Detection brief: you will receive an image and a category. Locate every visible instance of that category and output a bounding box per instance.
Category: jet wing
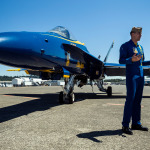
[143,66,150,76]
[7,68,57,76]
[104,63,150,76]
[63,44,104,79]
[63,44,103,65]
[104,63,126,76]
[7,68,31,75]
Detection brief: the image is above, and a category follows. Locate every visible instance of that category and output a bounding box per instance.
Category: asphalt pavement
[0,85,150,150]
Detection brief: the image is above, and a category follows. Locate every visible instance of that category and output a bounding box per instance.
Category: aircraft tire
[59,91,64,104]
[68,93,75,104]
[107,86,112,97]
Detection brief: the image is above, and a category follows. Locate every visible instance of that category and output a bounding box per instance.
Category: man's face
[133,32,142,41]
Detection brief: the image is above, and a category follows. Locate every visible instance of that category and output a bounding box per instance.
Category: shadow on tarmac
[77,129,126,143]
[75,92,126,100]
[1,92,150,123]
[0,93,59,123]
[75,92,150,101]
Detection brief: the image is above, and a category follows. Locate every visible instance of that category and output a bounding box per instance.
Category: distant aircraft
[0,26,150,104]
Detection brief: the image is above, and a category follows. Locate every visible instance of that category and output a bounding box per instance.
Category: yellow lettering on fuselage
[76,61,84,69]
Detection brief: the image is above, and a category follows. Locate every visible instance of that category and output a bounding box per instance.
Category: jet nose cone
[0,32,34,52]
[0,33,10,51]
[0,37,6,42]
[0,34,9,46]
[0,33,16,49]
[0,32,33,66]
[0,33,16,63]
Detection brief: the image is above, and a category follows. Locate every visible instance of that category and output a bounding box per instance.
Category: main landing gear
[59,77,112,104]
[59,75,76,104]
[97,80,112,97]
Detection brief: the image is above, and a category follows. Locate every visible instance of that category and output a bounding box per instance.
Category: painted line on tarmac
[107,103,124,106]
[106,103,144,107]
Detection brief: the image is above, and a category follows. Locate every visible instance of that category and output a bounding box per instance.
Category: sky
[0,0,150,76]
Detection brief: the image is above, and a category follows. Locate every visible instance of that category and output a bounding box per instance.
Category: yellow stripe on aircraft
[66,52,70,66]
[7,69,21,71]
[41,34,85,45]
[7,68,55,74]
[80,63,84,69]
[39,69,55,73]
[66,60,70,66]
[25,70,29,74]
[63,75,70,78]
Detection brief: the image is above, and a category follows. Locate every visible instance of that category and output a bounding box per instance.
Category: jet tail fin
[104,41,114,63]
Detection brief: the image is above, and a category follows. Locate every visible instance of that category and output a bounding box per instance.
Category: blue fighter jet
[0,26,150,104]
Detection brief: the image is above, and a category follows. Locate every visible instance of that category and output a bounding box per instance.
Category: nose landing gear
[59,75,76,104]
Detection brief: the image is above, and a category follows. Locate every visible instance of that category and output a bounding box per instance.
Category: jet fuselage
[0,31,88,74]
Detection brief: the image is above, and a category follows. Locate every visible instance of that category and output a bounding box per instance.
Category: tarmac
[0,85,150,150]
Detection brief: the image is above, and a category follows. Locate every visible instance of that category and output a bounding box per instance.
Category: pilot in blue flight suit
[119,27,148,135]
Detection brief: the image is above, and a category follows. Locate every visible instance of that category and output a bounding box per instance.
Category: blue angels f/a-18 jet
[0,26,150,104]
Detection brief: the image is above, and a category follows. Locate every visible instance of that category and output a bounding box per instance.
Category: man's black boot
[131,124,148,131]
[122,126,133,135]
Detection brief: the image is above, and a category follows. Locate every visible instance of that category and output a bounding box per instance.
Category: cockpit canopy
[48,26,76,41]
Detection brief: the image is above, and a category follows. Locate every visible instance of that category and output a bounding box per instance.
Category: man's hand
[132,54,142,62]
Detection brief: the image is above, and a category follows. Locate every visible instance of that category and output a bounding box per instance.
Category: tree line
[0,76,22,81]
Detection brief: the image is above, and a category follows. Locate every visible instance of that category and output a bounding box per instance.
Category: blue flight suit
[119,39,145,127]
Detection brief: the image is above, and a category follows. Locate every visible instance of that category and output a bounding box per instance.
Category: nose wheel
[59,92,75,104]
[59,75,76,104]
